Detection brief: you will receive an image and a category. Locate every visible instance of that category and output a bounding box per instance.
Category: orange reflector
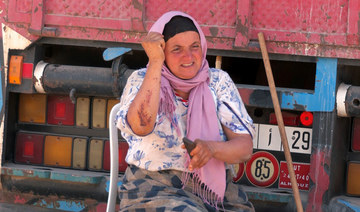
[352,118,360,152]
[44,135,72,167]
[88,139,104,170]
[9,55,23,84]
[92,98,106,128]
[15,132,44,164]
[300,112,313,126]
[18,94,47,124]
[76,97,90,128]
[347,162,360,195]
[106,99,118,128]
[72,138,87,169]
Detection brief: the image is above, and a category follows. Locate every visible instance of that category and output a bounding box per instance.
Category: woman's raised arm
[126,32,165,136]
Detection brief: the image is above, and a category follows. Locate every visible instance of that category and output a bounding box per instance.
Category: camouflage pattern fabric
[118,165,255,212]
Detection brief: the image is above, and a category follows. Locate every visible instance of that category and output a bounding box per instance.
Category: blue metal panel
[35,200,85,212]
[50,172,103,184]
[105,180,123,192]
[281,58,337,112]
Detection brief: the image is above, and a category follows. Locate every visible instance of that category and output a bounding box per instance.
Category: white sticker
[253,124,259,149]
[258,124,282,151]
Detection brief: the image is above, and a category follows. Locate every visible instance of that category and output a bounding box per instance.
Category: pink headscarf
[149,11,226,207]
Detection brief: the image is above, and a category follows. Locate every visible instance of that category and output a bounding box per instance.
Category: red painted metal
[29,0,44,35]
[234,0,250,47]
[3,0,360,59]
[306,149,330,212]
[347,0,360,46]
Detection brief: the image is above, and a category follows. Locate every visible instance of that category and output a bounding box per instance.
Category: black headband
[163,16,199,42]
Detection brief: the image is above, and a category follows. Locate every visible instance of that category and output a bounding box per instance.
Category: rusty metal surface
[2,0,360,59]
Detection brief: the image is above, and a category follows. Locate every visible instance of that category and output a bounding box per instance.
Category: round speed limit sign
[232,163,245,182]
[245,151,279,187]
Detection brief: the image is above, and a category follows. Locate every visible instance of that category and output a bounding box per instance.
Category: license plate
[256,124,312,154]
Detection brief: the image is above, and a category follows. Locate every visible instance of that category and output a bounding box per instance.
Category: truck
[1,0,360,211]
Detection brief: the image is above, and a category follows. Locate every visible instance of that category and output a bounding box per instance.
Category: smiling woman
[164,31,202,81]
[116,11,255,211]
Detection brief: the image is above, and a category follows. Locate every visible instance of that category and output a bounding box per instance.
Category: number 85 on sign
[257,124,312,154]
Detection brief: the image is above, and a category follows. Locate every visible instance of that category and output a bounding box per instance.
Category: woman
[117,11,255,211]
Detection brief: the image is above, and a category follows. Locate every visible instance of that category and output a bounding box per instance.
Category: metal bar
[107,103,121,212]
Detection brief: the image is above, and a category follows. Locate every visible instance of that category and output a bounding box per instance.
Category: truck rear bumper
[0,202,58,212]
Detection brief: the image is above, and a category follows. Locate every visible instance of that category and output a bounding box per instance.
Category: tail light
[72,138,87,169]
[9,55,33,85]
[352,118,360,151]
[15,132,44,164]
[44,135,72,167]
[103,141,129,172]
[18,94,46,124]
[22,63,34,79]
[300,112,313,127]
[76,97,90,128]
[347,162,360,195]
[106,99,118,128]
[9,55,23,84]
[88,139,104,170]
[92,98,106,129]
[47,95,75,126]
[347,118,360,195]
[269,112,299,126]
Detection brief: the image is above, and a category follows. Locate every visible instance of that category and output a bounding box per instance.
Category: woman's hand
[141,32,166,64]
[182,139,216,171]
[182,125,253,171]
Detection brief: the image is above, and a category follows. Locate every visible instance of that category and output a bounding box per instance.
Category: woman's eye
[172,48,180,53]
[192,45,200,49]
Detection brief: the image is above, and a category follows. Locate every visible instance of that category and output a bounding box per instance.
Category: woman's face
[164,31,203,80]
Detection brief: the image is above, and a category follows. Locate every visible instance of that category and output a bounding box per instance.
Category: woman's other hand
[141,32,166,64]
[182,139,215,171]
[183,125,253,171]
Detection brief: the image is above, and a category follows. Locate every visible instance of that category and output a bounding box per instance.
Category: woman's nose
[183,48,193,59]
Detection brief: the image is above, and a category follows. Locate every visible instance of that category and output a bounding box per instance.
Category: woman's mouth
[181,62,194,67]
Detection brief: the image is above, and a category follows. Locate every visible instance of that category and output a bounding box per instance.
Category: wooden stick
[257,32,304,212]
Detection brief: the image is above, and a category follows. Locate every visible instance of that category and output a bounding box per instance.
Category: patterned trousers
[118,165,255,212]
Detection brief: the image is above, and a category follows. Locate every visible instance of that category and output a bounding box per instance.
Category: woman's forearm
[188,125,253,170]
[209,134,253,164]
[127,61,162,136]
